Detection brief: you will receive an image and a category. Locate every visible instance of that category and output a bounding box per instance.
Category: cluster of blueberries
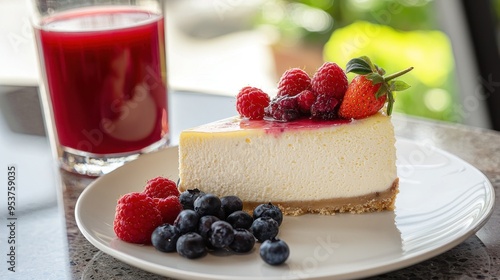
[151,189,289,265]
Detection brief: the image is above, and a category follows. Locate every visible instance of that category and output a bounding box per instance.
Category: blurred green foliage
[257,0,460,122]
[324,21,458,121]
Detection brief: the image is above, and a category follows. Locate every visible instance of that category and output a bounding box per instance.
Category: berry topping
[310,94,339,120]
[143,176,180,199]
[296,89,317,114]
[153,196,183,224]
[338,56,413,119]
[151,223,180,253]
[311,62,348,99]
[277,68,311,97]
[179,188,205,210]
[260,238,290,265]
[176,232,207,259]
[251,217,279,242]
[235,57,412,122]
[230,228,256,253]
[113,192,162,244]
[265,95,300,122]
[236,86,271,120]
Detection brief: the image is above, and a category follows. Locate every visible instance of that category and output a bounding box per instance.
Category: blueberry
[215,207,226,220]
[209,221,234,249]
[151,224,180,252]
[229,228,255,253]
[260,238,289,265]
[197,215,220,241]
[220,195,243,218]
[226,210,253,229]
[251,217,279,242]
[176,232,207,259]
[174,209,200,234]
[253,203,283,226]
[179,189,205,210]
[194,193,221,216]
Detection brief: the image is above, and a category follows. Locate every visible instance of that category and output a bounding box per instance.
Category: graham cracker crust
[243,178,400,216]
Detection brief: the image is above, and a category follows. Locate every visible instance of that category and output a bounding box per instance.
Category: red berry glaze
[236,86,270,120]
[277,68,311,97]
[311,62,348,99]
[113,192,162,244]
[143,176,180,199]
[154,196,183,224]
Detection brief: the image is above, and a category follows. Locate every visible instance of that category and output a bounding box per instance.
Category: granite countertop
[59,114,500,280]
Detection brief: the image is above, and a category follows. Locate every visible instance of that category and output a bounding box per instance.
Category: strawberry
[338,56,413,119]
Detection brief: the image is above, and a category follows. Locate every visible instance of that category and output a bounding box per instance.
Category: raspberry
[311,94,339,120]
[143,176,180,199]
[236,86,270,120]
[277,68,311,97]
[113,192,162,244]
[296,89,316,114]
[265,96,300,122]
[311,62,348,99]
[154,196,183,224]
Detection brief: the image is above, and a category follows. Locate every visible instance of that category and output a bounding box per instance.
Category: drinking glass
[31,0,169,176]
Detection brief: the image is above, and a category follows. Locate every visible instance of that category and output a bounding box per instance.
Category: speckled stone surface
[60,114,500,280]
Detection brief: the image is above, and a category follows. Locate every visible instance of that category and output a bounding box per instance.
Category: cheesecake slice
[178,112,399,215]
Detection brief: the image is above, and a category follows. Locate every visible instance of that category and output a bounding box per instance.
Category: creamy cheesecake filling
[178,112,398,215]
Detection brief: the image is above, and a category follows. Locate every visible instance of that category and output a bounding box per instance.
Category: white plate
[75,138,495,280]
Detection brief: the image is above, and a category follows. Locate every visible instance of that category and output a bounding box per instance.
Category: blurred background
[1,0,500,130]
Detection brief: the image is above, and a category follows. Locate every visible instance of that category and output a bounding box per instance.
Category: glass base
[59,136,169,177]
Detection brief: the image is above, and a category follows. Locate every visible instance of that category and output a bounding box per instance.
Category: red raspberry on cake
[113,192,162,244]
[311,94,340,120]
[236,86,270,120]
[154,196,183,224]
[296,89,316,114]
[265,95,300,122]
[277,68,311,97]
[311,62,348,99]
[143,176,180,199]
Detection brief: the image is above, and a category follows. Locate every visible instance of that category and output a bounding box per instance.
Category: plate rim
[74,138,495,280]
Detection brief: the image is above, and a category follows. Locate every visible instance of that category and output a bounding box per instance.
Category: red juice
[35,7,168,154]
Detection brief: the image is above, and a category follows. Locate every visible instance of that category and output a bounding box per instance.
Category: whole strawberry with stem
[338,56,413,119]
